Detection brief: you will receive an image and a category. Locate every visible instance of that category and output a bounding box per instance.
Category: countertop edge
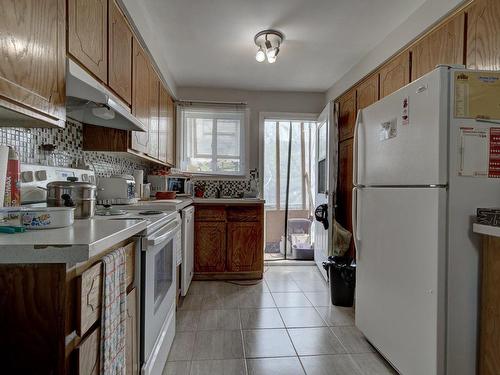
[473,223,500,238]
[193,198,265,205]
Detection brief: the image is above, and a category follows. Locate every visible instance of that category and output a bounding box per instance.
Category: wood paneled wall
[335,0,500,257]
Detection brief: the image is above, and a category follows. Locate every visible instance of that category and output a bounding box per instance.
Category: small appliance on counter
[148,175,192,197]
[47,177,97,218]
[97,175,138,205]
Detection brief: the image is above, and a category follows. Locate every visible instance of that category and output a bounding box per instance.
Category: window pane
[263,121,277,208]
[195,118,213,156]
[188,157,213,172]
[216,158,240,172]
[216,119,239,157]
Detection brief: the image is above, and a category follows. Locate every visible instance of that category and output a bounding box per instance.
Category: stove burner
[139,210,163,216]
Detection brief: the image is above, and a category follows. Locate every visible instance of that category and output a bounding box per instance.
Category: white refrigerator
[352,66,500,375]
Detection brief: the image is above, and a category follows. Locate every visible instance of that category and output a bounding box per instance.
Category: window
[178,105,247,175]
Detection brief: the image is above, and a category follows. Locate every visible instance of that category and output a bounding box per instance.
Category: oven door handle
[147,220,181,247]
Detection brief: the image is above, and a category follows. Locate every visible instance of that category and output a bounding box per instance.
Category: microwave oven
[148,175,192,197]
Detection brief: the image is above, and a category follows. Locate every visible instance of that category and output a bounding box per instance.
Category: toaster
[97,175,138,205]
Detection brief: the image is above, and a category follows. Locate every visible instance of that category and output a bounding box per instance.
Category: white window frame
[259,112,319,210]
[177,105,249,177]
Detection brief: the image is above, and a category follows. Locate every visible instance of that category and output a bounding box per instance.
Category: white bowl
[19,207,75,229]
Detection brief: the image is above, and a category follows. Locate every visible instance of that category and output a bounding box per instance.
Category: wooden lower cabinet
[0,239,139,374]
[194,203,264,279]
[126,289,138,375]
[194,221,226,272]
[227,222,263,272]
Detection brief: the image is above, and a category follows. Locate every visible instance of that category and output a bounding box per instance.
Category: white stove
[94,207,177,235]
[96,205,180,375]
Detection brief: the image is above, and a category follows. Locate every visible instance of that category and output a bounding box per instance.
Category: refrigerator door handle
[352,110,362,186]
[352,187,360,260]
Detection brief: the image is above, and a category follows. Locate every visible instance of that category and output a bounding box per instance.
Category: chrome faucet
[215,183,222,198]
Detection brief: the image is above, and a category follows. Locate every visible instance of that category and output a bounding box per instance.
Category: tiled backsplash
[0,120,152,177]
[192,178,251,197]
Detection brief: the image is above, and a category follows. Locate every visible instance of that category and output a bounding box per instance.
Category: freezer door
[355,67,448,186]
[354,187,446,375]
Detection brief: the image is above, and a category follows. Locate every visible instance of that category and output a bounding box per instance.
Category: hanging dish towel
[100,248,127,375]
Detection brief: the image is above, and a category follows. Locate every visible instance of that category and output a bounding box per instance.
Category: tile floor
[164,265,396,375]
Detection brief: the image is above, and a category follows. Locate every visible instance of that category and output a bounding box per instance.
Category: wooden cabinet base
[194,271,263,281]
[194,203,264,280]
[479,235,500,375]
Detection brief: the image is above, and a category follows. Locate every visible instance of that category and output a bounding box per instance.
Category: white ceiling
[139,0,427,92]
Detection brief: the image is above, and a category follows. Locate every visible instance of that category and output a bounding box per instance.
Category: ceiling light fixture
[254,29,284,64]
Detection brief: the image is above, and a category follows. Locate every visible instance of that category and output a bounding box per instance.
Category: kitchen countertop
[134,196,193,211]
[473,223,500,238]
[193,198,265,204]
[0,218,147,264]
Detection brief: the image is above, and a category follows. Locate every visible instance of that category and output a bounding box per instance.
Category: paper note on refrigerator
[454,71,500,120]
[458,127,489,177]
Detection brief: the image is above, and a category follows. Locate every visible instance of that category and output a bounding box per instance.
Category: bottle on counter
[4,146,20,208]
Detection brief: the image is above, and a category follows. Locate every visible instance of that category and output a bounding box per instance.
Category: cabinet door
[379,51,410,99]
[194,222,226,272]
[227,222,263,272]
[158,84,169,163]
[466,0,500,70]
[68,0,107,82]
[131,38,150,154]
[338,89,356,141]
[76,327,100,375]
[411,13,465,81]
[337,138,354,255]
[148,70,160,160]
[108,0,132,105]
[126,289,138,375]
[0,0,66,125]
[356,74,379,110]
[166,95,176,166]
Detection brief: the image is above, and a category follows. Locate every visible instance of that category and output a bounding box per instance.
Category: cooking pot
[47,177,97,219]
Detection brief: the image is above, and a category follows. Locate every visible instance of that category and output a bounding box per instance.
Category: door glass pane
[279,121,290,208]
[154,240,173,312]
[263,121,277,208]
[288,122,303,209]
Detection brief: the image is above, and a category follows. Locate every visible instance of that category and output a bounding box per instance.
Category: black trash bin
[322,256,356,307]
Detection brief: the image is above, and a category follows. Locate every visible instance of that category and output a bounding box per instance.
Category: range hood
[66,59,146,132]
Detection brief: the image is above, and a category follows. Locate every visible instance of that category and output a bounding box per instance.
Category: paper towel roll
[0,145,10,208]
[133,169,144,198]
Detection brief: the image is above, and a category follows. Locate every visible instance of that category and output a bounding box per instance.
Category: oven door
[141,216,180,365]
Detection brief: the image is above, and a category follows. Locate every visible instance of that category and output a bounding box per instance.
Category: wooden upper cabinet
[131,38,150,154]
[338,89,356,141]
[466,0,500,70]
[148,70,160,160]
[0,0,66,126]
[356,74,379,111]
[411,12,465,81]
[68,0,107,82]
[108,0,133,105]
[159,84,169,164]
[379,51,410,99]
[194,222,226,272]
[166,95,176,165]
[226,222,263,272]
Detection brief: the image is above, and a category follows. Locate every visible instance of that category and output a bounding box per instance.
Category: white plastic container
[19,207,75,229]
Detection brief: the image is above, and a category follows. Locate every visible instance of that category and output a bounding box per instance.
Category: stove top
[94,207,177,235]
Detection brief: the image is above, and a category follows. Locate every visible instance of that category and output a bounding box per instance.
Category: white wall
[325,0,468,102]
[177,87,325,170]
